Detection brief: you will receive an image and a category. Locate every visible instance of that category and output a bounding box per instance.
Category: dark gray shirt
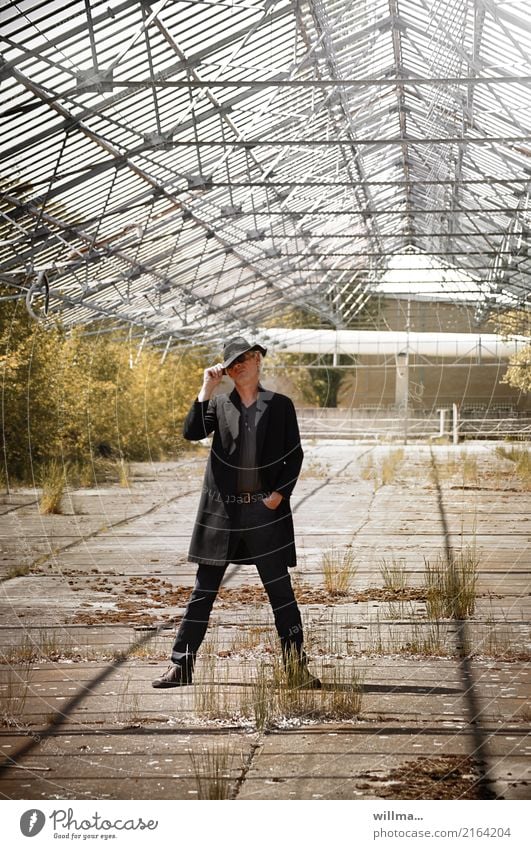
[237,401,263,493]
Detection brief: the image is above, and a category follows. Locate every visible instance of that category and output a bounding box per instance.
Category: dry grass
[4,564,31,580]
[117,457,131,488]
[1,630,103,664]
[229,624,275,655]
[193,640,234,721]
[39,459,66,514]
[0,661,33,726]
[117,673,143,727]
[514,705,531,722]
[192,644,363,727]
[495,445,531,489]
[299,459,330,479]
[381,448,405,484]
[361,456,375,481]
[248,662,276,731]
[273,655,363,721]
[424,545,479,620]
[461,453,478,484]
[188,741,241,799]
[243,655,363,727]
[399,621,451,657]
[432,450,478,485]
[362,449,405,488]
[380,557,408,591]
[479,608,531,661]
[322,547,357,596]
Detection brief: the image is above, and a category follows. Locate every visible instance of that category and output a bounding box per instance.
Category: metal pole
[453,403,460,445]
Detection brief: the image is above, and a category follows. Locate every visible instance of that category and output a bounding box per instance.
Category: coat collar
[223,385,275,453]
[227,384,273,409]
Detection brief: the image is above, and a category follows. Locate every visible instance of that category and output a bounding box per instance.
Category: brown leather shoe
[152,664,193,688]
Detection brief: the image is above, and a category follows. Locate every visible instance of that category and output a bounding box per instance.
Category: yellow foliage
[0,302,205,481]
[492,308,531,394]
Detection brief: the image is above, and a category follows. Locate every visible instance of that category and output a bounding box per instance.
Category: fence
[297,407,531,441]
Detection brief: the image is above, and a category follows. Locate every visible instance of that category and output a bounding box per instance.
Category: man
[152,336,320,689]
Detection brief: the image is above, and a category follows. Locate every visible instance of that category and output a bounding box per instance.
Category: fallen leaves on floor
[358,755,499,800]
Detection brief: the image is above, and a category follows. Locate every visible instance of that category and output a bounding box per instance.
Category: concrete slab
[0,441,529,800]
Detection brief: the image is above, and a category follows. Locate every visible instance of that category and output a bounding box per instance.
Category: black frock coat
[183,386,304,567]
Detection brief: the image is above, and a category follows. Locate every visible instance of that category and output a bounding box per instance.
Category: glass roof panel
[2,0,531,340]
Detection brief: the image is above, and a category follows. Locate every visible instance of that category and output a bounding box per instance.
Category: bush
[0,302,205,482]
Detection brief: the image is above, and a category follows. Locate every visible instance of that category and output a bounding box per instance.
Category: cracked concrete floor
[0,441,529,800]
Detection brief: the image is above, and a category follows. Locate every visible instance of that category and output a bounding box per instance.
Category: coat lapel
[221,386,275,458]
[222,389,241,454]
[255,386,275,456]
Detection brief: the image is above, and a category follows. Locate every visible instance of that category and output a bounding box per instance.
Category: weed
[248,662,276,730]
[384,598,420,620]
[0,661,33,726]
[424,545,479,619]
[193,645,234,721]
[515,705,531,722]
[479,606,530,660]
[362,450,405,488]
[5,564,31,580]
[70,460,97,488]
[361,457,375,482]
[117,457,131,488]
[322,664,364,718]
[433,450,478,485]
[0,630,96,663]
[188,741,240,799]
[322,547,357,596]
[381,449,405,485]
[299,459,330,479]
[380,557,408,591]
[229,625,275,655]
[400,621,451,656]
[117,674,143,727]
[495,445,531,489]
[39,459,67,514]
[462,453,478,484]
[271,654,363,721]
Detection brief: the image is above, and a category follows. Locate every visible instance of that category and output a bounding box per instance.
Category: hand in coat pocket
[262,491,283,510]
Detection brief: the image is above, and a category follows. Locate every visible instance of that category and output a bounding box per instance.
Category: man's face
[226,350,260,383]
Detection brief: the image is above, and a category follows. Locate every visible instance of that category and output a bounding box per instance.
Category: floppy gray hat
[222,336,267,369]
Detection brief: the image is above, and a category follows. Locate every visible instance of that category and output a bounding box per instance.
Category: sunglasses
[226,350,256,369]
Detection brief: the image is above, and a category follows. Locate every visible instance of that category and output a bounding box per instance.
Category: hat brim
[222,344,267,369]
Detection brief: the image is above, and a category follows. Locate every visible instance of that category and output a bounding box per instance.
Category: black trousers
[171,502,303,666]
[171,502,304,666]
[171,560,304,666]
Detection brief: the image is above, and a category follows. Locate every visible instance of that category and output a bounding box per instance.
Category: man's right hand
[198,363,225,401]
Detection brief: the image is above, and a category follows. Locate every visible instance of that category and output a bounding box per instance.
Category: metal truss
[1,0,531,347]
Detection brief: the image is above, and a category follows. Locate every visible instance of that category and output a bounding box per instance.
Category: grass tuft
[249,662,276,731]
[424,545,479,620]
[117,457,131,488]
[188,741,240,799]
[495,445,531,489]
[362,449,405,488]
[322,547,357,596]
[39,459,67,514]
[381,448,405,485]
[380,557,408,591]
[0,661,33,726]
